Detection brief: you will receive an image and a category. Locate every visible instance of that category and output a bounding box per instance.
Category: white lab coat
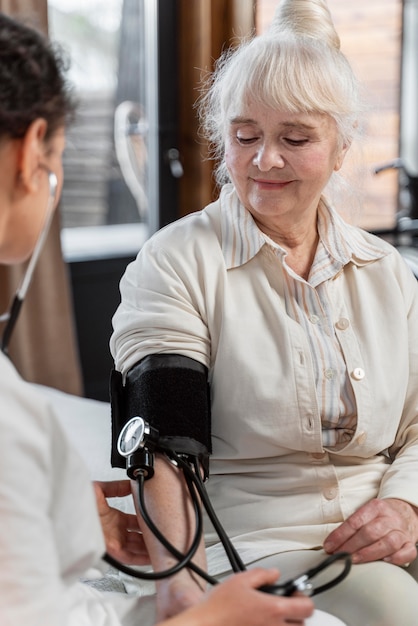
[0,353,148,626]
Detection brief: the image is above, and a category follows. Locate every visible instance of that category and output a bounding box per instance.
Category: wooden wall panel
[178,0,255,217]
[0,0,47,31]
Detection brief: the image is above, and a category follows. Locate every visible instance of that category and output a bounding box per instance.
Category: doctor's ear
[18,118,48,193]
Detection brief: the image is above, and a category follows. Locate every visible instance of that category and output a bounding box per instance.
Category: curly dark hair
[0,13,76,140]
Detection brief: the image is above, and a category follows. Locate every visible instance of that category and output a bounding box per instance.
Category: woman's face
[224,102,348,235]
[0,126,65,264]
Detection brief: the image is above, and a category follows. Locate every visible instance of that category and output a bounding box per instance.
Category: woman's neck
[255,213,319,281]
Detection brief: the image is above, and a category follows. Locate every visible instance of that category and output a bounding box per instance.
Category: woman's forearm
[132,453,207,618]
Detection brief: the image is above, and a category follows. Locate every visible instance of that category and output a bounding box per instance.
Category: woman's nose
[252,143,285,170]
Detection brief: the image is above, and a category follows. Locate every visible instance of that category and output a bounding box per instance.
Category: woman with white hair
[111,1,418,623]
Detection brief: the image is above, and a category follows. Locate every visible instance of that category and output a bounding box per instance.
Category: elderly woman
[110,0,418,624]
[0,12,317,626]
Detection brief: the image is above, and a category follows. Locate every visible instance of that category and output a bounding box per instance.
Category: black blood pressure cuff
[110,354,211,471]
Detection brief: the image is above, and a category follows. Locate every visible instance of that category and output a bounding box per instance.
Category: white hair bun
[269,0,341,51]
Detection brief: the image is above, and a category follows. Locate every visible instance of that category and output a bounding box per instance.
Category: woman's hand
[163,568,314,626]
[323,497,418,566]
[93,480,150,565]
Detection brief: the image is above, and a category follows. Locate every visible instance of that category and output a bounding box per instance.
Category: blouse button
[324,488,338,500]
[309,314,320,324]
[324,368,335,380]
[335,318,349,330]
[351,367,365,381]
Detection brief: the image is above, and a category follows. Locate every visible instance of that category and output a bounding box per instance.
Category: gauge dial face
[117,416,146,457]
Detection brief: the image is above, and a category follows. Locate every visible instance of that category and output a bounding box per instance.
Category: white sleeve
[0,357,131,626]
[64,583,153,626]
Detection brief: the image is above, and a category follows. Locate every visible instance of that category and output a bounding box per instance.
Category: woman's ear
[334,140,351,172]
[18,118,48,193]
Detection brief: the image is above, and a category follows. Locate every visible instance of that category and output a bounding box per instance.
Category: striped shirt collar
[219,183,388,271]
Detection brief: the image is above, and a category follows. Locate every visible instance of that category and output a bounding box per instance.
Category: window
[48,0,180,261]
[400,0,418,184]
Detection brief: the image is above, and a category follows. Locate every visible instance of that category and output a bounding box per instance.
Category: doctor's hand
[162,569,314,626]
[93,480,150,565]
[323,497,418,566]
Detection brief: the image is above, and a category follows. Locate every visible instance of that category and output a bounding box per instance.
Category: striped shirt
[220,192,386,449]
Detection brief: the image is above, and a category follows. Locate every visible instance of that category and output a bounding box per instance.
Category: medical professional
[0,11,316,626]
[111,0,418,624]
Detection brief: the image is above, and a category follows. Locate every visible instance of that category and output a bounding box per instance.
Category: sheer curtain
[0,0,83,395]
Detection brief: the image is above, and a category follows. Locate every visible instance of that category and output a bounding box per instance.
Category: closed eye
[285,138,309,146]
[236,135,258,145]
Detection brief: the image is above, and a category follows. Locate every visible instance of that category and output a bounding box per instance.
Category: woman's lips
[253,178,293,189]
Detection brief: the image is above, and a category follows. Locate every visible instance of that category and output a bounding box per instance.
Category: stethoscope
[0,170,58,354]
[107,415,352,597]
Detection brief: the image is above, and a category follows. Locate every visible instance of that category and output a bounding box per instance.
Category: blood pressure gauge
[117,417,159,479]
[117,416,160,458]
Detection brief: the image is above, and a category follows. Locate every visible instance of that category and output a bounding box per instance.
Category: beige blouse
[111,184,418,575]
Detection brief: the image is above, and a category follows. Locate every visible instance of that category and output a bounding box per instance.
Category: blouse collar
[219,183,388,271]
